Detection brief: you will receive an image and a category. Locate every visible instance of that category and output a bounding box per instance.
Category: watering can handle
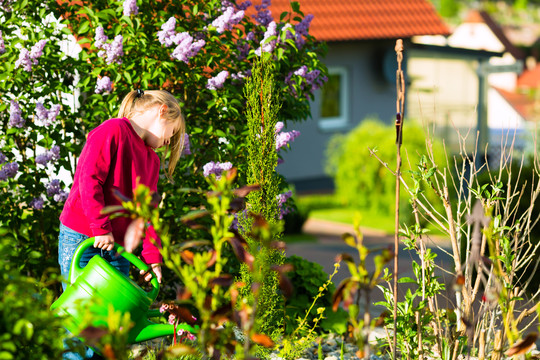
[69,237,159,300]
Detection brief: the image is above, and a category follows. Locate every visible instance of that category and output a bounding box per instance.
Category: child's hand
[94,233,115,251]
[140,263,162,283]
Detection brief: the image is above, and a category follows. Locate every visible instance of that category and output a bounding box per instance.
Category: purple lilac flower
[30,196,45,210]
[123,0,138,16]
[95,76,113,94]
[105,35,124,64]
[182,134,191,155]
[246,31,255,41]
[275,128,300,151]
[46,179,69,202]
[286,66,327,95]
[46,179,62,196]
[35,102,61,127]
[255,21,277,56]
[0,30,5,55]
[54,190,69,203]
[15,48,32,72]
[35,153,50,166]
[0,162,18,181]
[294,65,308,77]
[170,32,205,63]
[306,70,327,91]
[295,14,314,47]
[253,0,272,26]
[276,190,292,219]
[94,27,123,64]
[212,7,245,34]
[275,121,284,134]
[15,40,48,71]
[94,27,108,49]
[237,1,252,10]
[157,17,177,47]
[203,161,232,179]
[30,40,47,59]
[295,14,314,35]
[0,152,6,165]
[9,100,25,128]
[36,146,60,166]
[206,71,229,90]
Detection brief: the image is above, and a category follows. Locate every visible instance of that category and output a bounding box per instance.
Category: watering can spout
[133,310,198,343]
[133,319,176,343]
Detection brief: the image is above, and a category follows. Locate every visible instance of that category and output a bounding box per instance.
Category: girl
[58,89,185,289]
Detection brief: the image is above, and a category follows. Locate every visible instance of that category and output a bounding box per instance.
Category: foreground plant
[104,168,294,359]
[331,217,393,359]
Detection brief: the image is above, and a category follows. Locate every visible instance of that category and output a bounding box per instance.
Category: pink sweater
[60,117,162,264]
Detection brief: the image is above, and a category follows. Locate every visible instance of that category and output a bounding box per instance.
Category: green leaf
[341,232,356,248]
[125,71,132,85]
[78,20,90,35]
[0,351,14,359]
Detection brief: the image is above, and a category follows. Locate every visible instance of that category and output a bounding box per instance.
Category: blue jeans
[58,223,129,290]
[58,223,130,360]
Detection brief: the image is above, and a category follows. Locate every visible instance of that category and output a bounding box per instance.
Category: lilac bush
[1,0,326,285]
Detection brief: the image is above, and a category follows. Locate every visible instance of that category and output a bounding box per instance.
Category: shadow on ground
[284,218,458,316]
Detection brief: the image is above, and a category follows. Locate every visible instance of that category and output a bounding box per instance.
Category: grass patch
[282,233,318,243]
[295,193,445,236]
[295,193,396,234]
[309,208,396,234]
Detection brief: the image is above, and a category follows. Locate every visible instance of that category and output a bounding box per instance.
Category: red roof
[267,0,451,41]
[518,63,540,88]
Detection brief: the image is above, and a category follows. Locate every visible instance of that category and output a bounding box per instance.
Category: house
[268,0,451,192]
[409,10,529,164]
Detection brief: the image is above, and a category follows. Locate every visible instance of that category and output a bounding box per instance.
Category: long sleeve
[77,123,119,236]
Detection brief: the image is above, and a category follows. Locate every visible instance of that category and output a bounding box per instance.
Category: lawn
[292,193,444,236]
[293,193,397,234]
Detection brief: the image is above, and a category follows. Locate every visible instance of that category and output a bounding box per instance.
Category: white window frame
[318,66,349,131]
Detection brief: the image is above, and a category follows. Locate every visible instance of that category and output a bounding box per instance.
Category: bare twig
[392,38,405,360]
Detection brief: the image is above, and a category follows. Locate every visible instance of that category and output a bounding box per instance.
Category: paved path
[284,218,458,313]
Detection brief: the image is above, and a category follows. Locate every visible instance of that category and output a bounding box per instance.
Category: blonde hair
[118,90,185,178]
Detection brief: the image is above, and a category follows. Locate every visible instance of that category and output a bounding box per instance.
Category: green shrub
[0,238,66,358]
[325,118,446,224]
[283,255,336,335]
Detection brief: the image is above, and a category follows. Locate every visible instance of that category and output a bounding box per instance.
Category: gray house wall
[278,40,402,192]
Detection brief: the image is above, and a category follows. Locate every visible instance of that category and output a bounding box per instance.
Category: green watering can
[51,238,195,344]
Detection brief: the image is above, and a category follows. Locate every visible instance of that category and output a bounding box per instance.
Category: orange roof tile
[494,86,540,122]
[267,0,451,41]
[518,64,540,88]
